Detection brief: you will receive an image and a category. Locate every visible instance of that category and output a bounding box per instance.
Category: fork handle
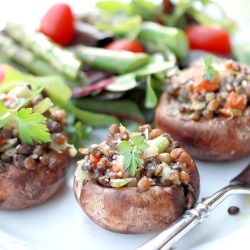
[137,185,236,250]
[137,203,210,250]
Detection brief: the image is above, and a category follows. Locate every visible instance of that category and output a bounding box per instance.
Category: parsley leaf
[119,140,133,155]
[203,68,219,81]
[17,108,51,144]
[0,87,51,145]
[131,135,144,147]
[118,135,149,177]
[203,55,219,81]
[132,135,150,151]
[204,54,214,66]
[123,153,133,175]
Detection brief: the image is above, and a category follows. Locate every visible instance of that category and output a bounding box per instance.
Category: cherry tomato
[186,25,231,54]
[105,39,144,53]
[40,3,75,46]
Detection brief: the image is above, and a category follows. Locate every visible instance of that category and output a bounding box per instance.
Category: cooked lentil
[166,59,250,120]
[0,84,75,172]
[76,124,195,192]
[228,206,240,215]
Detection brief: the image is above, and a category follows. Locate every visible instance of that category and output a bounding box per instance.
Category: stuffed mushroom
[155,57,250,161]
[0,84,76,209]
[74,124,199,234]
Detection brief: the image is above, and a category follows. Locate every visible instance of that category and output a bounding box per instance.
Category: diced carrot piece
[225,61,240,76]
[89,154,101,169]
[194,76,220,94]
[113,164,122,173]
[225,92,247,111]
[0,136,6,147]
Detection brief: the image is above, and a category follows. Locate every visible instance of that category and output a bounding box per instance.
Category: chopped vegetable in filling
[75,124,194,192]
[0,84,76,172]
[166,57,250,120]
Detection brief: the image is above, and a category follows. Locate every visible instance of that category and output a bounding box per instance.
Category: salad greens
[138,22,189,60]
[233,44,250,66]
[94,15,142,39]
[0,66,118,147]
[75,45,151,74]
[0,65,71,101]
[101,53,176,93]
[0,66,118,126]
[96,0,160,21]
[145,76,158,109]
[95,0,236,34]
[0,0,237,132]
[105,74,138,92]
[2,22,177,117]
[72,98,145,124]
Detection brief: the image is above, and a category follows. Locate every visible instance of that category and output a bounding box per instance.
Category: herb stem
[14,87,44,111]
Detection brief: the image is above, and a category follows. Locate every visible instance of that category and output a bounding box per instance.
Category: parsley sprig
[203,55,219,81]
[118,135,149,177]
[203,55,250,82]
[0,87,51,145]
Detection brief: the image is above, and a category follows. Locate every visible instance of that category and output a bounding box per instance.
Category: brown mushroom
[155,58,250,161]
[73,123,200,234]
[74,162,199,234]
[0,150,71,210]
[0,83,74,210]
[155,93,250,161]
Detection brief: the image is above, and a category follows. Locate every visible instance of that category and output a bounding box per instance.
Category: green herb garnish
[0,87,51,144]
[203,55,219,81]
[16,108,50,144]
[118,135,149,177]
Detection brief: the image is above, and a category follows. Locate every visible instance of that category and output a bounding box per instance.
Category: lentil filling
[166,58,250,121]
[0,84,76,172]
[75,124,196,192]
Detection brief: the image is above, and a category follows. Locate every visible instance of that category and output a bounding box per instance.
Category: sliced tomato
[105,39,144,53]
[40,3,75,46]
[186,25,231,54]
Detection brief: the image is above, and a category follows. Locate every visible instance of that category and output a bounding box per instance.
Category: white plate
[1,1,250,249]
[1,128,250,250]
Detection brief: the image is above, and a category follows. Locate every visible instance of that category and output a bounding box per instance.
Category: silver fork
[137,163,250,250]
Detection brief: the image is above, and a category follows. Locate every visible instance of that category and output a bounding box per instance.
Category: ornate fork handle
[137,184,248,250]
[137,202,210,250]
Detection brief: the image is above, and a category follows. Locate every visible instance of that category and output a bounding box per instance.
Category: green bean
[74,45,150,74]
[138,22,189,60]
